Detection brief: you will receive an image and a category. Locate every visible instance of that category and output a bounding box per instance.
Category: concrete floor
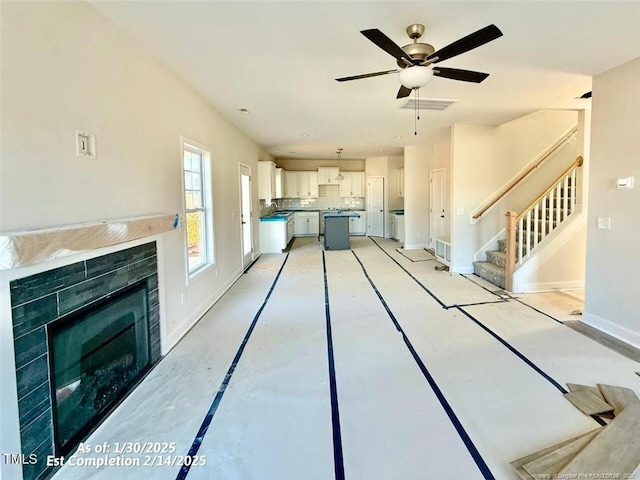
[52,237,640,480]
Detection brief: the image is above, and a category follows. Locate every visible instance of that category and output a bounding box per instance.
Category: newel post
[505,211,517,292]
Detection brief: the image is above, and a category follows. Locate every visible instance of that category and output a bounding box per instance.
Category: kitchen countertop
[390,210,405,215]
[261,209,364,221]
[323,211,361,218]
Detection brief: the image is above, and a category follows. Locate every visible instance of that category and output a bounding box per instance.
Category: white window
[182,139,214,277]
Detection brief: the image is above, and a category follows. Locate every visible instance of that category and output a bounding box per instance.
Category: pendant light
[335,148,344,181]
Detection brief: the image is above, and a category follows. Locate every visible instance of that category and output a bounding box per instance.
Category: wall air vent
[400,98,458,111]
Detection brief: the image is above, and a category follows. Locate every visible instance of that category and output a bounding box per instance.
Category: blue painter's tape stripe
[455,305,567,393]
[455,306,607,427]
[175,253,290,480]
[508,295,565,325]
[369,237,448,308]
[351,251,496,480]
[321,251,346,480]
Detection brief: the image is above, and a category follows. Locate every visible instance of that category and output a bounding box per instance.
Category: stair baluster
[499,156,583,291]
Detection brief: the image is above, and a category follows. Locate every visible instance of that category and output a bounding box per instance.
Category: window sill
[187,261,216,285]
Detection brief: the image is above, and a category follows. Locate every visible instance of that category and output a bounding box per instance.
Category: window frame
[181,137,214,282]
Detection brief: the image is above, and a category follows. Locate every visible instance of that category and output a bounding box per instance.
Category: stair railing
[504,156,583,291]
[473,126,578,221]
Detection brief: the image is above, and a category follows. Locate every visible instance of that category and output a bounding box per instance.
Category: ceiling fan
[336,23,503,99]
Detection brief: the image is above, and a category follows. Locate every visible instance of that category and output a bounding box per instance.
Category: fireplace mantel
[0,213,178,270]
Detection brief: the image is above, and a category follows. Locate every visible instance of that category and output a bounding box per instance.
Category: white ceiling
[89,1,640,160]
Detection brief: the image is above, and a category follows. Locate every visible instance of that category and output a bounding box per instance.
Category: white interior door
[430,169,446,247]
[367,176,384,237]
[240,164,253,268]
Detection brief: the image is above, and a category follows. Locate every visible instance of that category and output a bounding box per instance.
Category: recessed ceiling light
[394,136,403,139]
[237,108,250,115]
[300,133,310,137]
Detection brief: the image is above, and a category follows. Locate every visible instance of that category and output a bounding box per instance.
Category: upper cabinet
[339,171,365,197]
[317,167,341,185]
[275,168,284,198]
[258,161,276,200]
[284,171,319,198]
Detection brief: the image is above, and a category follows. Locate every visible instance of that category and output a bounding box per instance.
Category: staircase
[473,157,583,291]
[473,240,508,289]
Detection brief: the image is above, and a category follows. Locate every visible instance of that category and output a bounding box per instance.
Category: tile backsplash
[261,185,365,216]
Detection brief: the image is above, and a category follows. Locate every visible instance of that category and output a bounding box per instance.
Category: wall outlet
[597,216,611,229]
[456,250,463,258]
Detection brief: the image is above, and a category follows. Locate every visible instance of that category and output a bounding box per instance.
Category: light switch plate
[76,130,96,158]
[597,216,611,229]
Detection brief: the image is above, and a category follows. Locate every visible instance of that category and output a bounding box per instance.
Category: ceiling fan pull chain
[414,88,421,135]
[413,89,418,135]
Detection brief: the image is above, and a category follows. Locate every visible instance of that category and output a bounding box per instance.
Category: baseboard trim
[520,280,585,293]
[164,268,243,352]
[452,266,474,274]
[582,311,640,350]
[404,243,430,250]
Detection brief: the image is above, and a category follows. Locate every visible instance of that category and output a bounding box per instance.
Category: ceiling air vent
[400,98,458,111]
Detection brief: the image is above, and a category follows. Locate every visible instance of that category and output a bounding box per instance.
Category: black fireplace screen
[48,281,151,455]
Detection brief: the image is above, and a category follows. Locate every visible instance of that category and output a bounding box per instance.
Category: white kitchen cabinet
[260,213,295,253]
[294,211,319,236]
[349,211,366,235]
[284,171,297,198]
[284,171,319,198]
[389,214,397,240]
[286,214,295,244]
[258,161,276,200]
[339,171,365,197]
[389,212,405,242]
[398,168,404,198]
[396,215,405,243]
[317,167,340,185]
[275,168,284,198]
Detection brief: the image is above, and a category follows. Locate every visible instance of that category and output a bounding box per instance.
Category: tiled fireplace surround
[9,242,161,480]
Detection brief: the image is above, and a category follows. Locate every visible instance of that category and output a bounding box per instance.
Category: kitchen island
[323,211,360,250]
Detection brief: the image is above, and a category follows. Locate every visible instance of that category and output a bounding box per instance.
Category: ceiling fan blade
[433,67,489,83]
[361,29,415,65]
[396,85,412,99]
[427,24,503,64]
[336,69,399,82]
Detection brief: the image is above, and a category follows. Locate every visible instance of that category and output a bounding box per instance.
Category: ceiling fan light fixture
[398,66,433,89]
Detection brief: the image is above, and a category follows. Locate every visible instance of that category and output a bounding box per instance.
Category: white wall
[404,146,432,249]
[451,124,500,272]
[387,156,405,213]
[432,132,452,243]
[583,57,640,348]
[0,3,270,473]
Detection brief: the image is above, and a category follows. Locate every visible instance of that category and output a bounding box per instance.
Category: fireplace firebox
[48,281,151,455]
